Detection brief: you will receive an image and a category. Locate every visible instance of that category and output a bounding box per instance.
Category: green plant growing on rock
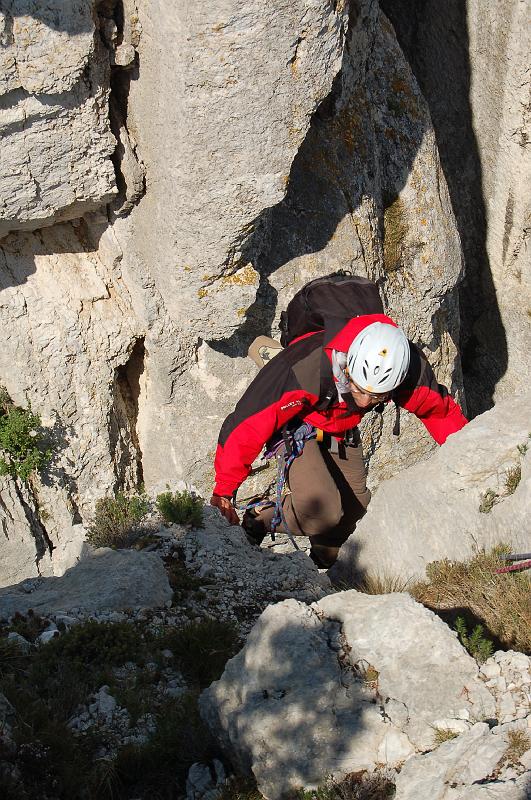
[479,488,499,513]
[411,546,530,654]
[454,615,494,663]
[0,392,52,483]
[297,772,396,800]
[156,488,204,527]
[86,491,149,548]
[7,609,48,642]
[164,555,204,602]
[504,464,521,495]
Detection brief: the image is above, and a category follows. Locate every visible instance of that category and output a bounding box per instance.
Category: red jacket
[213,315,467,497]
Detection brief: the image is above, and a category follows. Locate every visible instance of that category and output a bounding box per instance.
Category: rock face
[200,590,529,800]
[0,220,142,585]
[0,1,117,236]
[381,0,531,416]
[111,1,464,494]
[0,0,522,589]
[330,391,531,586]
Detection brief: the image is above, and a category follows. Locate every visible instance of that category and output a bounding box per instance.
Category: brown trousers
[257,437,371,566]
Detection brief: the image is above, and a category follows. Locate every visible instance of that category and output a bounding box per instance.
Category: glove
[210,494,240,526]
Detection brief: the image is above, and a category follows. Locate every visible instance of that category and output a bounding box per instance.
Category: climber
[210,274,467,568]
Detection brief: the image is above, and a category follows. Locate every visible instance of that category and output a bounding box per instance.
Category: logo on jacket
[281,400,304,411]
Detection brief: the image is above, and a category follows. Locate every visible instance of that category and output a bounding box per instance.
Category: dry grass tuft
[433,727,459,746]
[355,572,411,595]
[503,729,531,766]
[504,464,521,495]
[410,546,531,654]
[297,771,395,800]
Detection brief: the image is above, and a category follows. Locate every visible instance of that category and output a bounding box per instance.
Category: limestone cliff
[0,0,525,585]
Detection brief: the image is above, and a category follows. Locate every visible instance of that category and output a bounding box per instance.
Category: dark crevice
[380,1,508,417]
[12,481,55,566]
[96,0,145,218]
[110,337,146,490]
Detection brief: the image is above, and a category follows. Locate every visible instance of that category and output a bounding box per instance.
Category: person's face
[349,380,390,409]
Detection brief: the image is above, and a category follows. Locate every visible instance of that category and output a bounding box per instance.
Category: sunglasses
[349,380,390,402]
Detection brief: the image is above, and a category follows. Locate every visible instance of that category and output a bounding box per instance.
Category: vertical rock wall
[381,0,531,416]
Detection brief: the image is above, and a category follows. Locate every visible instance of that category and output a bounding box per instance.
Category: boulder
[199,590,497,799]
[394,722,531,800]
[0,548,172,617]
[330,392,531,586]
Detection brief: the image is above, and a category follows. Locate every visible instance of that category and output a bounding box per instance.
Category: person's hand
[210,494,240,526]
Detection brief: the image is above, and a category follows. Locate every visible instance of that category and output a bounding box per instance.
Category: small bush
[113,693,216,796]
[0,402,52,483]
[297,772,396,800]
[86,491,149,548]
[454,615,494,663]
[156,489,204,527]
[504,464,521,495]
[7,609,48,643]
[164,555,204,602]
[161,619,239,688]
[479,488,499,513]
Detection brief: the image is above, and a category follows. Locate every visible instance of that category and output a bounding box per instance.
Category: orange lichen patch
[391,77,414,97]
[420,218,427,226]
[237,307,247,317]
[383,197,408,273]
[221,263,258,287]
[325,93,370,160]
[197,288,208,299]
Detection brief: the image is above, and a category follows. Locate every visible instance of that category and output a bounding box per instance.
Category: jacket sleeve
[213,357,317,497]
[395,344,468,445]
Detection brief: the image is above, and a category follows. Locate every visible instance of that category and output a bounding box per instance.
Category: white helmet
[347,322,410,394]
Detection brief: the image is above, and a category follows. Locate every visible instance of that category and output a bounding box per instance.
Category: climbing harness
[235,421,316,550]
[495,552,531,574]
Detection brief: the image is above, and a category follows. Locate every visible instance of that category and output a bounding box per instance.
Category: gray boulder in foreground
[330,391,531,586]
[0,549,172,617]
[395,722,531,800]
[199,590,528,800]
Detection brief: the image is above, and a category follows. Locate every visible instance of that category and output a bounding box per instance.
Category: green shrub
[7,609,48,642]
[36,620,143,672]
[454,615,494,663]
[0,402,52,483]
[297,772,396,800]
[113,693,216,796]
[86,491,149,548]
[161,618,239,688]
[156,489,204,527]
